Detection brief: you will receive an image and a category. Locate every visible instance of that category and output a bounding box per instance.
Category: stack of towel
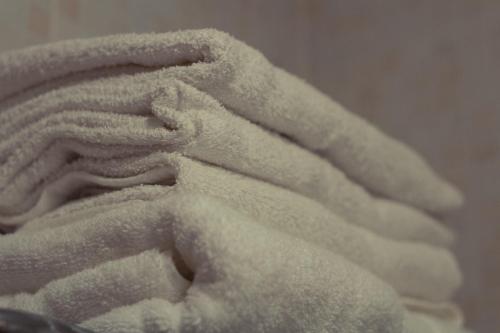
[0,29,468,333]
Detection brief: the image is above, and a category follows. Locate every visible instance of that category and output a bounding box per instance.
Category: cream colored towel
[0,76,453,247]
[0,29,466,332]
[0,191,404,333]
[0,29,463,213]
[7,152,461,302]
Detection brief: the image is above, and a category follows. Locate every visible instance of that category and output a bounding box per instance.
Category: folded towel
[0,76,454,247]
[0,30,465,332]
[0,192,403,333]
[2,239,460,333]
[0,29,463,213]
[8,152,461,302]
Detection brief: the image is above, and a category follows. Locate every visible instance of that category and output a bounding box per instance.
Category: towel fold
[0,29,463,213]
[0,29,466,332]
[1,243,459,333]
[6,152,461,302]
[0,76,454,247]
[0,192,404,333]
[0,241,462,333]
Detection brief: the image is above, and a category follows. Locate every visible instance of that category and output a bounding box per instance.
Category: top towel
[0,29,463,212]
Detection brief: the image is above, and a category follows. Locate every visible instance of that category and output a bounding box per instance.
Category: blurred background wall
[0,1,498,332]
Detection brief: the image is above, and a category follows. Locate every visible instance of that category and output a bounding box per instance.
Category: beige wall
[1,1,498,332]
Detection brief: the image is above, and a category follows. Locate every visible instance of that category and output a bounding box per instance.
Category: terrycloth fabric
[0,242,461,332]
[0,250,189,323]
[18,188,462,327]
[0,29,463,213]
[7,152,461,302]
[0,75,454,247]
[0,29,466,332]
[0,192,404,333]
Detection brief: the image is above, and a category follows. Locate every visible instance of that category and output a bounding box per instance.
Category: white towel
[8,152,461,302]
[1,243,460,333]
[0,29,465,332]
[0,76,454,247]
[0,29,463,213]
[0,192,404,333]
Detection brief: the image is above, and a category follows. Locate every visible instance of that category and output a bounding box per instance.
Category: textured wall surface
[0,1,498,332]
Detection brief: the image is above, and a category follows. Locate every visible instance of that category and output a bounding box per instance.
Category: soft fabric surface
[0,29,466,332]
[0,250,189,323]
[0,192,404,333]
[1,192,461,332]
[0,29,463,213]
[0,74,454,247]
[5,152,461,303]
